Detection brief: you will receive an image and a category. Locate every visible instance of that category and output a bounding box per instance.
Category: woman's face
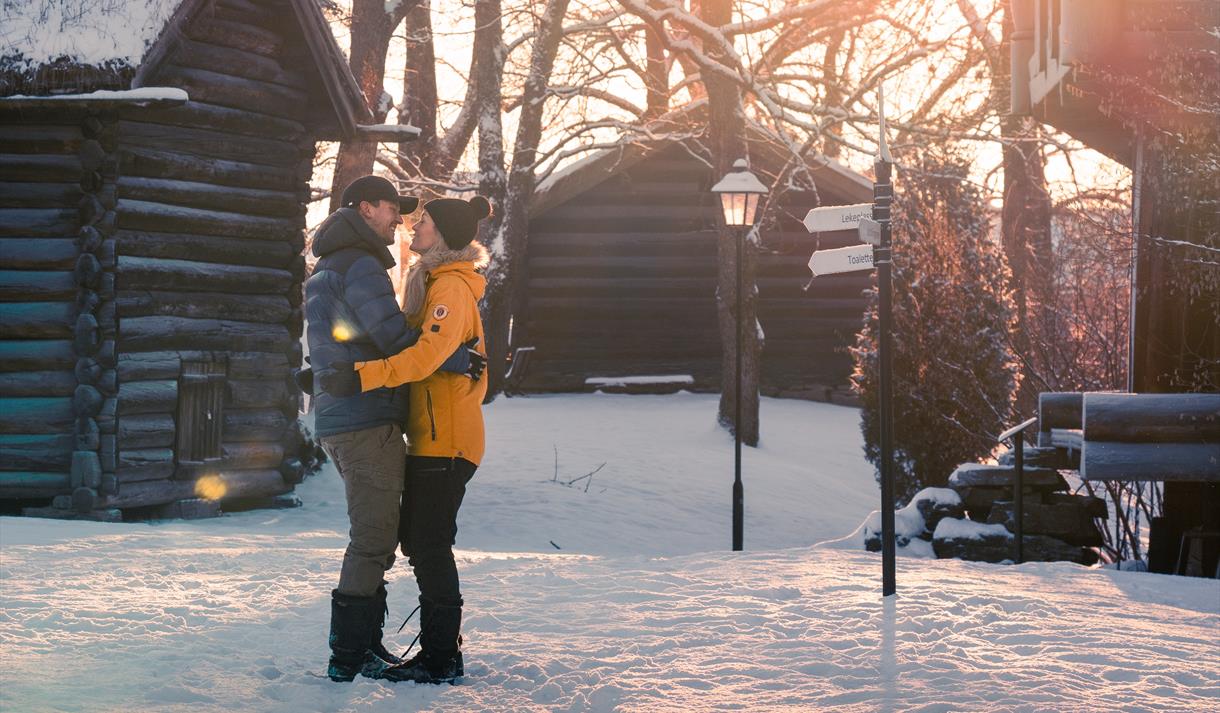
[411,211,441,251]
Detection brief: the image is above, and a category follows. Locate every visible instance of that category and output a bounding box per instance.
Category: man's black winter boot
[370,582,403,666]
[327,590,392,682]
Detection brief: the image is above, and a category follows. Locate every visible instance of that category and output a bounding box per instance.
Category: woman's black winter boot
[380,599,463,684]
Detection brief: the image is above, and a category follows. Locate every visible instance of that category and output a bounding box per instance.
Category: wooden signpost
[806,244,874,277]
[802,203,874,233]
[804,85,898,598]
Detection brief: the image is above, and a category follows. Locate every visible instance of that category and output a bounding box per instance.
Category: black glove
[292,366,314,394]
[317,362,360,398]
[464,338,486,380]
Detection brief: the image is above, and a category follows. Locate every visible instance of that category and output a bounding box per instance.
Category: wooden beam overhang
[314,123,422,144]
[286,0,373,138]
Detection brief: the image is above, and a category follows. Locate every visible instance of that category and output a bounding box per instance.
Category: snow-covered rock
[932,516,1099,565]
[830,487,964,557]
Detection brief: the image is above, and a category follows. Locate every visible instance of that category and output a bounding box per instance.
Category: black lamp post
[711,158,768,552]
[875,85,897,597]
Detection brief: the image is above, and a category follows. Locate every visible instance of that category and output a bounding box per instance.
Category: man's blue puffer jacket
[305,208,467,438]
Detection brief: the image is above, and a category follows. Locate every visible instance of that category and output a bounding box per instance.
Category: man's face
[359,199,402,244]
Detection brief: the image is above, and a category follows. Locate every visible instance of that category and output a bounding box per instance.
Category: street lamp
[711,158,768,552]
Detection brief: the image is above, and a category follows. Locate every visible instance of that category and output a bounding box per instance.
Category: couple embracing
[304,175,492,684]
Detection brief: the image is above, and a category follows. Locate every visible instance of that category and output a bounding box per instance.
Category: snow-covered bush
[851,151,1019,505]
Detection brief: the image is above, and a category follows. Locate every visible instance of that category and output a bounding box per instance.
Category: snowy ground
[1,393,1217,712]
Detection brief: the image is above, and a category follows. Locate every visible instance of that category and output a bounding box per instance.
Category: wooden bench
[584,374,695,395]
[503,346,535,396]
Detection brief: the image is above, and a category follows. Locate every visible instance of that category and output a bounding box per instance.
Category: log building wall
[0,0,319,515]
[519,144,870,399]
[0,108,119,509]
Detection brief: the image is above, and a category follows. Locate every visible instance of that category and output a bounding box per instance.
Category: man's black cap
[340,175,418,214]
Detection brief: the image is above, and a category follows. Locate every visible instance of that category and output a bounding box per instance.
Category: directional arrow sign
[807,244,874,277]
[803,203,873,233]
[857,217,881,246]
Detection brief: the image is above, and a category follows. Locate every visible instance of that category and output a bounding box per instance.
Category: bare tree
[327,0,414,213]
[481,0,574,397]
[697,0,761,445]
[956,0,1053,415]
[474,0,507,237]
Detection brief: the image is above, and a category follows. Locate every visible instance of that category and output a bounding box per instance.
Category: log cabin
[1011,0,1219,573]
[0,0,410,519]
[518,137,875,399]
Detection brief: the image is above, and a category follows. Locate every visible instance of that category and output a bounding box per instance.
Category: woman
[324,195,491,684]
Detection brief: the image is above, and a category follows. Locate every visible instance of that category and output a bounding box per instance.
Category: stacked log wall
[0,108,119,512]
[101,0,313,510]
[520,145,868,399]
[0,0,317,515]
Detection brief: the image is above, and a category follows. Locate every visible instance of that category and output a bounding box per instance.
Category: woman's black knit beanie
[424,196,492,250]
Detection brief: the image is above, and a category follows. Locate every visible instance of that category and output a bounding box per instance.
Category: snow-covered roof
[1,0,180,69]
[0,0,373,131]
[533,134,873,219]
[531,100,874,217]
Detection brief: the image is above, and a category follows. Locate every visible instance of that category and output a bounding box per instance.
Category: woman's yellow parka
[355,261,487,465]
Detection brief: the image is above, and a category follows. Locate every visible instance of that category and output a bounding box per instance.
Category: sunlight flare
[194,475,227,501]
[331,320,355,342]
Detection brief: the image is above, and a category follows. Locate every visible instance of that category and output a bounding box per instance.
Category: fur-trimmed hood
[401,240,490,318]
[419,240,491,272]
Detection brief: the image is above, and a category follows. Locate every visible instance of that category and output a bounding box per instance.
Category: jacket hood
[426,241,489,299]
[428,260,486,301]
[311,208,396,268]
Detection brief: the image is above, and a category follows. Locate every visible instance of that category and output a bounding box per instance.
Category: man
[303,175,482,682]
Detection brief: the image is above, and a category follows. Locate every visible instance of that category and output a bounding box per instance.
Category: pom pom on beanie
[468,196,491,220]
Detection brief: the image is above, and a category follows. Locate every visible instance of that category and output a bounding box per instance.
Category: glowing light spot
[195,474,227,501]
[332,320,355,342]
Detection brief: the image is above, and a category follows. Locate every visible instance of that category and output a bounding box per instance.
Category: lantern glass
[743,193,760,227]
[721,192,748,227]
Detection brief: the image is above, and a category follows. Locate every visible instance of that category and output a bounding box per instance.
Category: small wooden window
[177,357,227,464]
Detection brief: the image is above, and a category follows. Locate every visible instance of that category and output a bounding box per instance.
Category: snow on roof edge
[0,87,188,102]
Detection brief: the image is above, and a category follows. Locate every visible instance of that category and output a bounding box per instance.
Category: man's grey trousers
[320,423,406,597]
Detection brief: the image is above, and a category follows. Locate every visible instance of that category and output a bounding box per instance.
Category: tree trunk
[819,31,845,159]
[701,0,760,446]
[997,5,1053,413]
[327,0,414,213]
[474,0,507,395]
[481,0,569,400]
[398,0,438,177]
[643,4,669,120]
[1002,114,1052,412]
